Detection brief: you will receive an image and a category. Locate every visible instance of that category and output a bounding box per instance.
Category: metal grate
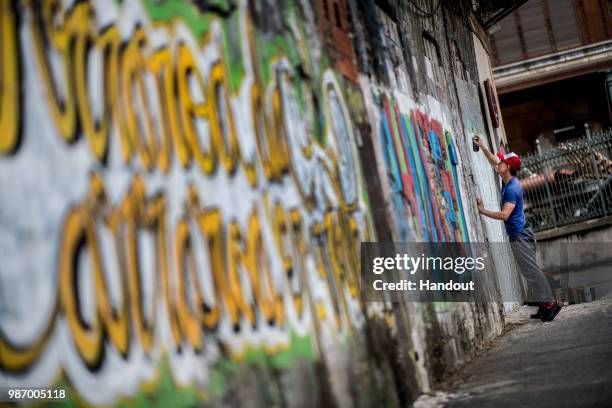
[518,126,612,232]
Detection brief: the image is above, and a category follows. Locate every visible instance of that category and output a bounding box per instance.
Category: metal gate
[518,126,612,232]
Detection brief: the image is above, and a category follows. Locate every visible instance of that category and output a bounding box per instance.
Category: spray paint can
[472,136,480,152]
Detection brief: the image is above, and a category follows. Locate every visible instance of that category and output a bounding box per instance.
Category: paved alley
[438,296,612,407]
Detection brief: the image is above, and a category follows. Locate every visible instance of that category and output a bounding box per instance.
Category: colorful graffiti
[379,95,469,243]
[0,0,374,405]
[0,0,512,406]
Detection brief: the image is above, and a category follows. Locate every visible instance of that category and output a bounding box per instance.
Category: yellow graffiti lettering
[122,176,156,353]
[288,208,305,317]
[328,210,360,298]
[29,0,78,142]
[99,25,133,163]
[194,206,225,330]
[251,83,274,180]
[174,218,205,352]
[324,212,350,325]
[58,175,140,366]
[272,203,292,279]
[271,87,291,177]
[311,220,343,329]
[58,209,104,367]
[209,61,240,174]
[121,28,159,170]
[71,2,109,160]
[155,196,183,349]
[148,47,183,171]
[246,210,284,326]
[0,0,20,153]
[1,1,376,378]
[227,222,256,328]
[87,174,131,356]
[176,43,216,174]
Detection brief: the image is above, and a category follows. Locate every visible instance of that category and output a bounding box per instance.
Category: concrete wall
[537,221,612,298]
[0,0,516,406]
[471,32,523,312]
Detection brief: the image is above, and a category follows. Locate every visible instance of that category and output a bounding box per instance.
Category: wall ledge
[535,215,612,241]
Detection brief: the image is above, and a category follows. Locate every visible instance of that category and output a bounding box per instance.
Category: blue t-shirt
[501,177,527,238]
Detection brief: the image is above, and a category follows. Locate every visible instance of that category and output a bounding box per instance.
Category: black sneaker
[530,308,543,319]
[541,304,562,322]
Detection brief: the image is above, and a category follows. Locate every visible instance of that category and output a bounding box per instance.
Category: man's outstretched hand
[473,135,501,166]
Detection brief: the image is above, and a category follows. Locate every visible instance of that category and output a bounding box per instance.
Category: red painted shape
[411,109,446,242]
[484,79,500,128]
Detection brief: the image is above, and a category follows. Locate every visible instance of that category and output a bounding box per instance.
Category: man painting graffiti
[472,136,561,322]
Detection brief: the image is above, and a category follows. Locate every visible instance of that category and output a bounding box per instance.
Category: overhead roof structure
[476,0,529,29]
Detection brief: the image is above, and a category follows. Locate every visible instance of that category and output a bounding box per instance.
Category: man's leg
[510,228,555,305]
[510,228,561,321]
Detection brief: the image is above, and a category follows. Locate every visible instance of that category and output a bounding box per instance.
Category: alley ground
[416,293,612,408]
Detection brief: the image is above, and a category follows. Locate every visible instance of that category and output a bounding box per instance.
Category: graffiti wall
[0,0,512,406]
[378,94,469,243]
[352,4,511,387]
[0,0,382,405]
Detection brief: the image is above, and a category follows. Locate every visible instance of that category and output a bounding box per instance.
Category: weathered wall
[0,0,514,406]
[350,0,512,379]
[534,224,612,306]
[537,222,612,271]
[471,32,523,312]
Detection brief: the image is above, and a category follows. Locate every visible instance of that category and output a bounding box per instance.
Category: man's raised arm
[473,135,500,167]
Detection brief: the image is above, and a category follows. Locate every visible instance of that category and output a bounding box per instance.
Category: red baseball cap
[496,152,521,171]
